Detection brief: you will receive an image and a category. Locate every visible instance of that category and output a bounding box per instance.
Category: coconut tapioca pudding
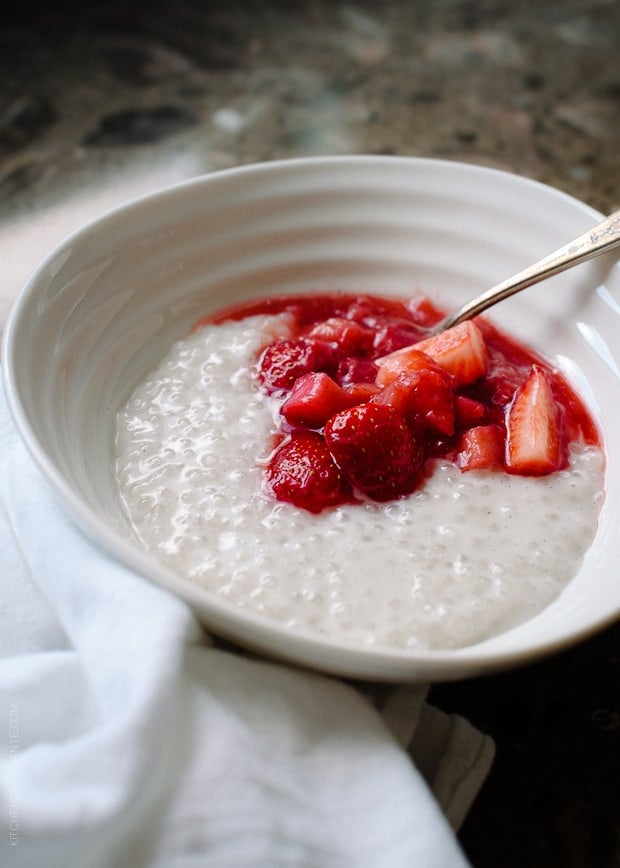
[114,292,604,651]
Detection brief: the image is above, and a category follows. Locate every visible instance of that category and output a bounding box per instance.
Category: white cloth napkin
[0,381,493,868]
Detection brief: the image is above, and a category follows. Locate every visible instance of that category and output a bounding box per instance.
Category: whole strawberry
[324,403,423,502]
[265,431,351,513]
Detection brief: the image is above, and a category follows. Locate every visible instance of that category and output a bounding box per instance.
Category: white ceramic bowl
[3,156,619,682]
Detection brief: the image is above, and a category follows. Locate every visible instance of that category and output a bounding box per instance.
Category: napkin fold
[0,381,493,868]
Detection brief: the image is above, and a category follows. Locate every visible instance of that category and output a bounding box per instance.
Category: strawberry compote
[114,292,604,651]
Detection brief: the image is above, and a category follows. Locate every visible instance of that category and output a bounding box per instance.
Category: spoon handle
[435,210,620,333]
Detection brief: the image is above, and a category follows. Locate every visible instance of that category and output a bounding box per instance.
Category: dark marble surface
[1,1,619,866]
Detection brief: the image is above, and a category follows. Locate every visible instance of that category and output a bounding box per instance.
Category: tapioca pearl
[213,580,237,599]
[323,568,345,590]
[197,447,228,470]
[589,484,605,504]
[225,469,252,486]
[294,587,321,607]
[327,586,346,614]
[178,488,208,510]
[169,503,196,527]
[159,533,188,555]
[183,466,215,485]
[146,455,170,473]
[255,571,276,589]
[227,565,255,589]
[131,493,161,514]
[259,508,288,531]
[436,523,457,539]
[248,584,268,605]
[130,472,171,499]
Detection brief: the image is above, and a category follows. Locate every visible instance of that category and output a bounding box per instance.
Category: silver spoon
[432,210,620,334]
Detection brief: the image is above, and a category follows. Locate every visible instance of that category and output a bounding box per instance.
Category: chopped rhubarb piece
[373,368,455,436]
[258,338,336,393]
[457,425,505,471]
[505,366,563,475]
[324,403,423,501]
[265,431,351,513]
[454,395,487,430]
[375,348,444,387]
[281,372,357,429]
[412,321,489,387]
[308,317,374,355]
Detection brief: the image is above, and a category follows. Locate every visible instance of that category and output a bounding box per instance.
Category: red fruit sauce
[195,292,601,513]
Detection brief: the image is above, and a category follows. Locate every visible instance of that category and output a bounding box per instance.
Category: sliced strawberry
[281,372,357,429]
[454,395,487,430]
[265,431,351,513]
[308,317,374,355]
[375,348,444,388]
[457,425,505,471]
[258,338,336,393]
[505,366,563,475]
[411,321,489,387]
[324,403,424,502]
[372,368,455,436]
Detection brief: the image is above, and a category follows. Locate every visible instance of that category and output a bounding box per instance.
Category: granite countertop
[1,1,619,865]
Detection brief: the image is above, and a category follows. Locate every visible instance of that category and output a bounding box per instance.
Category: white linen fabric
[0,381,493,868]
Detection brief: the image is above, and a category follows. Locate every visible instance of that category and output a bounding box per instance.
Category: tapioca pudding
[114,293,604,651]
